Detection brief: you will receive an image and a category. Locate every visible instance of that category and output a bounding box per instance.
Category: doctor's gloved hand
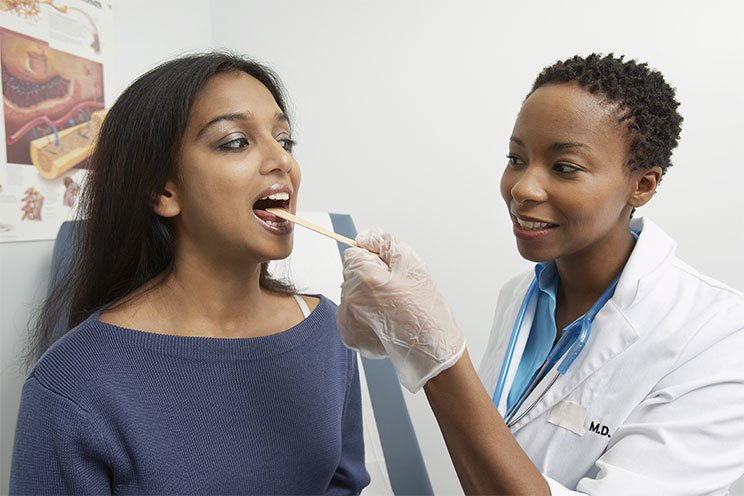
[337,229,466,393]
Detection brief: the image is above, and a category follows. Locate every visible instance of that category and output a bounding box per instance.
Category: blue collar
[534,262,559,295]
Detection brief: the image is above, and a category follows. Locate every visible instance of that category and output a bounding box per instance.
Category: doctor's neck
[554,226,636,307]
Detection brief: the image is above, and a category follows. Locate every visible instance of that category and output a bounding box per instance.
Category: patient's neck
[100,244,296,338]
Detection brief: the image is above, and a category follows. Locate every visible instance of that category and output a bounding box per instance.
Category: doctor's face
[500,82,640,265]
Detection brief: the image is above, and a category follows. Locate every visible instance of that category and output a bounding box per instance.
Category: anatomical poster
[0,0,112,242]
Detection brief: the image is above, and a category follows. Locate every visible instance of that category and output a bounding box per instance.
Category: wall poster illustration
[0,0,112,242]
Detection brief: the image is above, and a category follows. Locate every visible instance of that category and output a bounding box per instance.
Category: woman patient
[10,52,370,495]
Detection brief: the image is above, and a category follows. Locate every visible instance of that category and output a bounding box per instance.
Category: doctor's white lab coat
[478,217,744,495]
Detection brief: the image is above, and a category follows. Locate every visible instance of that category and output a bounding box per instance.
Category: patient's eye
[219,136,249,151]
[279,138,296,153]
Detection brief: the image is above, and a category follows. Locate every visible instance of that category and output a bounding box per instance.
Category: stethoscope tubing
[505,372,560,427]
[503,320,577,426]
[494,270,622,426]
[492,278,539,411]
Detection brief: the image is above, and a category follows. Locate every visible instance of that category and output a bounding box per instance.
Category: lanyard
[493,270,622,422]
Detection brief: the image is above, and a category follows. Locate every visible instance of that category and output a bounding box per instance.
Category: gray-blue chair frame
[330,214,433,495]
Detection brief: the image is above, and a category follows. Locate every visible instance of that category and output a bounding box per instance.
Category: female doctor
[337,53,744,495]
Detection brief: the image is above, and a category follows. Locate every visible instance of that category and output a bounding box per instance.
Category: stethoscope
[492,269,621,427]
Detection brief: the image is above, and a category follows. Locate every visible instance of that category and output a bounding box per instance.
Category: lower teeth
[265,220,287,228]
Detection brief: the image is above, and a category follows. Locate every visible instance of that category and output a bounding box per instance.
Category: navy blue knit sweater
[10,295,370,495]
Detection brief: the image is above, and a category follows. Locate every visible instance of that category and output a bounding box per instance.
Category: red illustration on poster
[1,28,104,179]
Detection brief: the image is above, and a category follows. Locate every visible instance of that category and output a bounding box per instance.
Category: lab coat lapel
[504,216,669,432]
[509,290,640,432]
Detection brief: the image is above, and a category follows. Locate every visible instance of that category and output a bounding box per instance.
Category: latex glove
[337,229,466,393]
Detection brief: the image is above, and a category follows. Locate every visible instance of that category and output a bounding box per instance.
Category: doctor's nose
[259,140,294,176]
[506,166,548,205]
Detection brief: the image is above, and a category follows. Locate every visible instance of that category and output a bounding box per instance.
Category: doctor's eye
[279,138,297,153]
[219,136,249,151]
[553,163,581,174]
[506,154,525,167]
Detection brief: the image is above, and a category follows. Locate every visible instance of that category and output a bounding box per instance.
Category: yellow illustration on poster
[0,0,112,242]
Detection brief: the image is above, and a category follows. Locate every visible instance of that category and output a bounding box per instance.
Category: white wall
[2,1,743,494]
[0,0,215,490]
[209,1,744,494]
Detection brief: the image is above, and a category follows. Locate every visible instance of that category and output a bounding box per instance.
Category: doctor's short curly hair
[529,53,683,176]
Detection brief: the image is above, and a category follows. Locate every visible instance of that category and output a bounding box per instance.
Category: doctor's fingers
[355,228,390,253]
[356,229,409,267]
[357,230,429,275]
[341,247,394,287]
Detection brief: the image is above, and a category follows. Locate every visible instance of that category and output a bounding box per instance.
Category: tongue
[254,209,282,222]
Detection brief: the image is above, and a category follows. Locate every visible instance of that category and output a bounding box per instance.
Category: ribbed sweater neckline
[81,294,330,361]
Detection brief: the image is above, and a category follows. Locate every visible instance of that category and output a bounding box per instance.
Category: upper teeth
[518,219,551,230]
[262,192,289,201]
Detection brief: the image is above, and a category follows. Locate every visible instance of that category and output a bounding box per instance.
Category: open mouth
[253,192,291,231]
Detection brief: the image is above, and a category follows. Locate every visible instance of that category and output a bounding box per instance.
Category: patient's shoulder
[298,294,322,313]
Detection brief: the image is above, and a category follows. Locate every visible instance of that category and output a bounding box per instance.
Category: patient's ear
[153,180,181,218]
[628,165,662,209]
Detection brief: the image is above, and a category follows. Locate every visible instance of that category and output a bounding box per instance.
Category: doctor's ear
[628,165,663,208]
[152,180,181,218]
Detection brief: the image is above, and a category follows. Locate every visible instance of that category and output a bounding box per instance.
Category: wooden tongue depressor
[265,208,359,248]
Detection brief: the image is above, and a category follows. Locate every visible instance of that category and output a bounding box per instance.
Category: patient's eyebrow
[197,111,290,139]
[197,112,251,138]
[275,112,289,124]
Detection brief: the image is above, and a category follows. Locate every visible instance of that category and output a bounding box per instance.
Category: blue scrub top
[506,262,561,411]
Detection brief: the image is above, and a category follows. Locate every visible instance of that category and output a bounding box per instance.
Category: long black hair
[26,52,295,368]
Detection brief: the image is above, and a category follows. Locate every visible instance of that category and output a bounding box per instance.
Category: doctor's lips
[511,214,558,239]
[253,186,293,230]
